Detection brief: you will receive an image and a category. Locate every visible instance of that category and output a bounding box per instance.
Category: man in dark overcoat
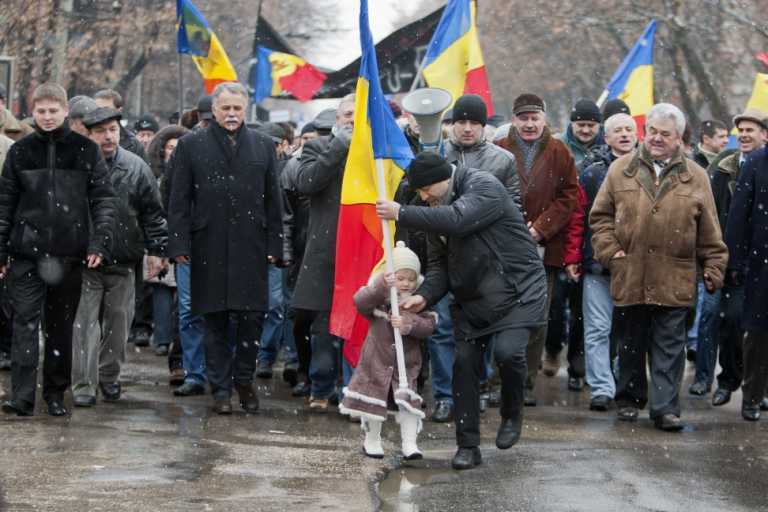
[168,82,283,415]
[725,143,768,420]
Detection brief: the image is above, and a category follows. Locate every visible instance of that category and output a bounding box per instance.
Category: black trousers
[8,258,83,407]
[292,308,314,381]
[202,310,264,399]
[0,279,12,355]
[716,285,745,391]
[545,273,585,378]
[614,305,687,418]
[131,262,153,337]
[454,327,531,448]
[742,330,768,406]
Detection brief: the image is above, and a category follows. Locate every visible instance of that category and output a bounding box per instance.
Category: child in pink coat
[340,242,436,459]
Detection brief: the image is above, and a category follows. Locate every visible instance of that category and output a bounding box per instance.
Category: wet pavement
[1,348,767,511]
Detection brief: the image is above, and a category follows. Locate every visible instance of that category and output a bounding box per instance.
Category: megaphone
[402,87,452,153]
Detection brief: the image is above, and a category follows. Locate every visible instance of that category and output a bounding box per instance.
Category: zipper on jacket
[47,137,56,252]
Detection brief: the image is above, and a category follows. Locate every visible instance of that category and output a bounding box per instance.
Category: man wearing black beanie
[376,152,547,470]
[556,99,604,166]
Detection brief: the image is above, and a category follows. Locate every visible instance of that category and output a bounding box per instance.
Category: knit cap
[392,241,420,277]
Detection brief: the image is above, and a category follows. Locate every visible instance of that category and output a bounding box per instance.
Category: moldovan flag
[422,0,493,115]
[252,46,327,103]
[176,0,237,94]
[597,20,656,138]
[330,0,414,367]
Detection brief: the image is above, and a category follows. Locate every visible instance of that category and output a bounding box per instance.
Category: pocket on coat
[608,256,628,302]
[670,257,697,303]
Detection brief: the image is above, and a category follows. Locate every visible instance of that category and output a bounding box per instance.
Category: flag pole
[177,53,184,125]
[596,89,609,108]
[374,158,409,390]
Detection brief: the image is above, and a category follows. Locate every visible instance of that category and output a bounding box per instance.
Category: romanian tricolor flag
[422,0,493,115]
[597,20,656,138]
[252,46,327,103]
[176,0,237,94]
[331,0,414,367]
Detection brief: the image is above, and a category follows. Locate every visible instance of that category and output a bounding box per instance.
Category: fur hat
[513,93,546,115]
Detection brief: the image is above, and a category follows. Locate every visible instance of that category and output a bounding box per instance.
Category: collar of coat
[626,145,691,201]
[716,152,740,177]
[504,126,551,164]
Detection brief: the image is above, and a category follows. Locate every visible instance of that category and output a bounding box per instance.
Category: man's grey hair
[604,113,637,134]
[339,93,355,109]
[211,82,249,105]
[646,103,686,136]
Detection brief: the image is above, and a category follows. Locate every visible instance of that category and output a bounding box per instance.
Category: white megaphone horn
[402,87,452,153]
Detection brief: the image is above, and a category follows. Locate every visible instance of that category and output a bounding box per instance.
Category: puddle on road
[378,461,458,512]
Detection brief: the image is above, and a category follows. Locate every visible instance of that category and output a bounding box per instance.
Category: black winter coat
[579,145,616,274]
[398,166,547,340]
[120,125,149,163]
[708,149,740,230]
[724,146,768,332]
[0,124,115,263]
[104,147,166,265]
[167,122,282,315]
[293,135,349,311]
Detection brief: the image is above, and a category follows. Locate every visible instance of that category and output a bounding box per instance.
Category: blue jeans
[259,266,298,367]
[583,273,615,399]
[687,280,705,352]
[428,295,455,403]
[307,311,340,399]
[694,285,722,387]
[151,285,176,347]
[176,263,206,385]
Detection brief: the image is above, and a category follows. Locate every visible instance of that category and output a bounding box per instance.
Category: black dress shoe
[213,398,233,415]
[688,381,710,396]
[568,376,584,391]
[282,366,298,387]
[488,390,501,408]
[47,400,68,417]
[589,395,612,411]
[654,413,684,432]
[0,351,11,370]
[452,447,482,470]
[99,381,121,402]
[524,388,537,407]
[173,381,205,397]
[496,417,522,449]
[236,384,260,413]
[291,381,311,397]
[431,400,453,423]
[760,398,768,412]
[712,388,731,406]
[132,331,150,347]
[2,400,33,416]
[256,361,273,379]
[73,395,96,407]
[742,404,761,421]
[617,406,638,421]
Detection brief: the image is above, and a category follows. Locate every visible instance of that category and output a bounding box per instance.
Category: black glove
[725,269,744,288]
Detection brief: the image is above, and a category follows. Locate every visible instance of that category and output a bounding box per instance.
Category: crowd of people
[0,79,766,471]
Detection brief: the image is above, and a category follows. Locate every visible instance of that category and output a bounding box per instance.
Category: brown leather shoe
[236,384,260,413]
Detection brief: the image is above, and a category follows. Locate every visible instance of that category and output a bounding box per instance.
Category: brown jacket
[589,147,728,307]
[339,275,436,421]
[496,127,579,268]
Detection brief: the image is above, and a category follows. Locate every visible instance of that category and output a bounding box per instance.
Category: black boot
[496,416,523,449]
[451,447,482,470]
[236,383,260,413]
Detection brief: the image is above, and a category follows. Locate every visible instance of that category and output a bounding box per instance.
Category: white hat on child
[392,241,421,276]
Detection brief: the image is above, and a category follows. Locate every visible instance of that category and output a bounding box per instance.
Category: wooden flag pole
[374,158,409,390]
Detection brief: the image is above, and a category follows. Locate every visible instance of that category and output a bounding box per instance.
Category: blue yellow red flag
[598,20,656,137]
[330,0,414,366]
[422,0,493,115]
[176,0,237,93]
[253,46,327,103]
